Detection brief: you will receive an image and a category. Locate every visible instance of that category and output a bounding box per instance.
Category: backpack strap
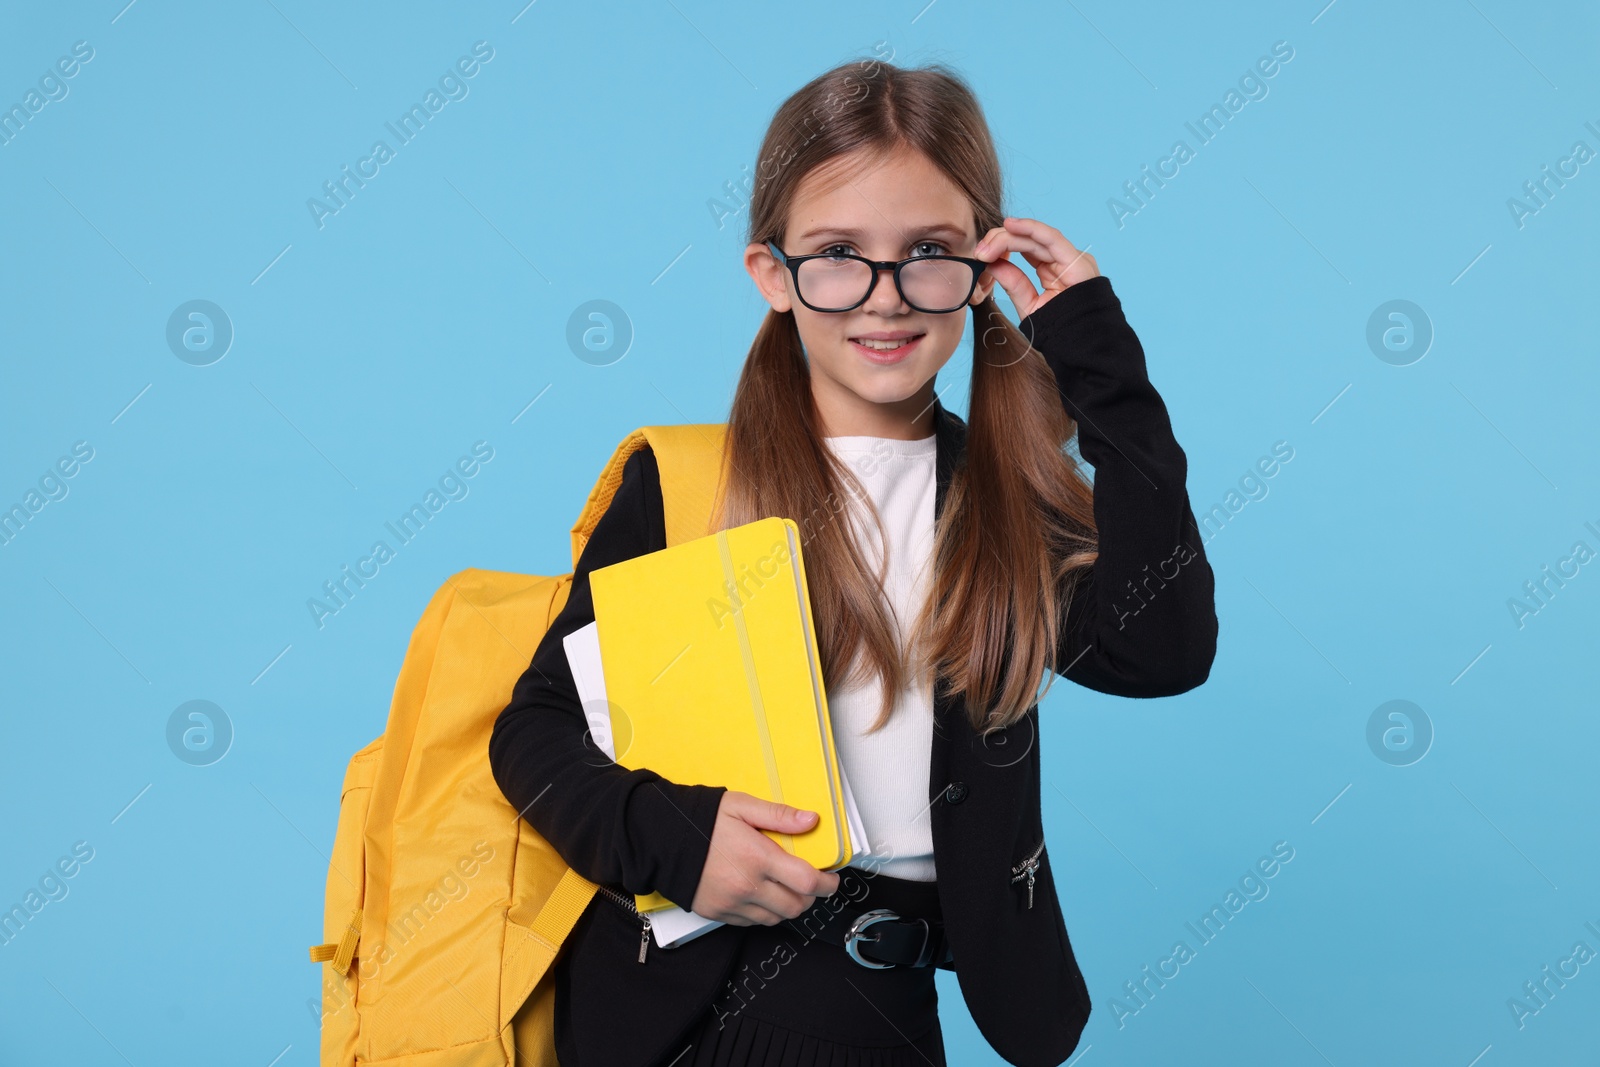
[571,423,728,564]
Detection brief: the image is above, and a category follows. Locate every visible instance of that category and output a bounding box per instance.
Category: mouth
[848,332,925,364]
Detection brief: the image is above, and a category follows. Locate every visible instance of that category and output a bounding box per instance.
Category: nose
[864,262,910,313]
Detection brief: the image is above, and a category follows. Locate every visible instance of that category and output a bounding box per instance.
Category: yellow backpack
[309,423,727,1066]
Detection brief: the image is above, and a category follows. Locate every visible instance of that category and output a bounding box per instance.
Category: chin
[848,380,925,407]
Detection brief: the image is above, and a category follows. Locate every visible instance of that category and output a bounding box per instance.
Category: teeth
[853,336,919,350]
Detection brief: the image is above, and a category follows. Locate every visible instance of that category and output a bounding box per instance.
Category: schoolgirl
[490,58,1217,1067]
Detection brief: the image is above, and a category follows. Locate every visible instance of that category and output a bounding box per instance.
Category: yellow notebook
[588,515,853,914]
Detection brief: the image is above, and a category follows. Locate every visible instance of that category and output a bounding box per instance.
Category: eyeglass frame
[764,240,989,314]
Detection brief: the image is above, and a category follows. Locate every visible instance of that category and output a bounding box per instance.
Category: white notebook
[563,620,870,949]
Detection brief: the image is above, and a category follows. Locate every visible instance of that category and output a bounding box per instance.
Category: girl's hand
[973,216,1100,320]
[689,790,842,925]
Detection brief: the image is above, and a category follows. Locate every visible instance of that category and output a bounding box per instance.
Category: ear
[744,242,794,314]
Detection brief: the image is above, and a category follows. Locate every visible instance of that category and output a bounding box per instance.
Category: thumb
[738,796,819,832]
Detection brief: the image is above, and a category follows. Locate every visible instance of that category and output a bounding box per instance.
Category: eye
[910,240,949,258]
[818,242,857,260]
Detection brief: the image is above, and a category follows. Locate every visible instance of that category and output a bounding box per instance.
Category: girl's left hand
[973,216,1099,320]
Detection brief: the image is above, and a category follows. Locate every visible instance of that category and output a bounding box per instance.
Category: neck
[814,380,939,440]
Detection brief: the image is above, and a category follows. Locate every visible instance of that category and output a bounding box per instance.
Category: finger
[981,231,1065,284]
[977,229,1054,263]
[718,871,807,925]
[975,219,1057,260]
[724,903,786,927]
[751,876,813,921]
[973,224,1010,254]
[702,872,789,926]
[974,228,1063,302]
[996,216,1083,269]
[716,826,820,914]
[767,850,842,899]
[979,255,1041,316]
[980,218,1089,292]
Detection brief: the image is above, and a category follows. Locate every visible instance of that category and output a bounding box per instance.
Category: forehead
[786,147,975,248]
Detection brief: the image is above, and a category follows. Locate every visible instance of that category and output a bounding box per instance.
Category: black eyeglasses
[766,240,987,314]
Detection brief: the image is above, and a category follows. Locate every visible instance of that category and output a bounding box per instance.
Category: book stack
[563,515,869,948]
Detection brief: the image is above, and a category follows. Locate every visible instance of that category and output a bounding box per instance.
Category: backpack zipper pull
[637,914,652,963]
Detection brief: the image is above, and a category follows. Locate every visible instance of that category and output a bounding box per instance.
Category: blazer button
[944,781,968,804]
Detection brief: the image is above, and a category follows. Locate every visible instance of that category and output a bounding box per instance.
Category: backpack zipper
[1010,837,1045,909]
[593,883,653,963]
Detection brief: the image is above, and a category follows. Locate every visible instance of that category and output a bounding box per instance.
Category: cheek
[922,323,965,364]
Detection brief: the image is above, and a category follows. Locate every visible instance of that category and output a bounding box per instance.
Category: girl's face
[745,146,994,439]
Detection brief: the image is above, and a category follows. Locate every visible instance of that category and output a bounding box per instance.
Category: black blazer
[489,275,1218,1067]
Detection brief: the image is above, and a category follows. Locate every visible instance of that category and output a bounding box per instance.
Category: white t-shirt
[820,431,939,882]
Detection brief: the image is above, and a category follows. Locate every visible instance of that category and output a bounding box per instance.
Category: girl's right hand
[688,790,842,925]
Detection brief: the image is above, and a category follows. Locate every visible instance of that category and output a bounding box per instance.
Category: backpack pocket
[310,735,383,1066]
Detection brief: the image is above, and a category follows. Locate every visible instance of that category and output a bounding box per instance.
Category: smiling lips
[849,332,925,363]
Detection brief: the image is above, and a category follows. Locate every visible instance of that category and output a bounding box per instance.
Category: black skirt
[650,867,947,1067]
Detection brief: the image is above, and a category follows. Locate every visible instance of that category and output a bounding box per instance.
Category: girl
[490,58,1217,1067]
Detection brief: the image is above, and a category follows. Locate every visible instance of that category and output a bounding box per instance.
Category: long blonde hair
[715,58,1098,735]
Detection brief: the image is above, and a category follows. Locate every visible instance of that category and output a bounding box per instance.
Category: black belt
[786,904,954,969]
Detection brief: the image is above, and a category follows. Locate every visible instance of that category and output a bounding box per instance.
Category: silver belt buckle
[843,908,901,969]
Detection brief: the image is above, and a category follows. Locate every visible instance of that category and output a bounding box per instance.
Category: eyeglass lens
[795,256,973,312]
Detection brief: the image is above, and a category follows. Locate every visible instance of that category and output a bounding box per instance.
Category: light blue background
[2,1,1596,1064]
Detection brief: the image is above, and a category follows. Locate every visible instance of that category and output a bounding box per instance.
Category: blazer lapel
[928,394,966,854]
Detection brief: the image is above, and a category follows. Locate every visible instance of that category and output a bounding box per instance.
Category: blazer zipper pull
[1011,844,1043,910]
[595,883,654,963]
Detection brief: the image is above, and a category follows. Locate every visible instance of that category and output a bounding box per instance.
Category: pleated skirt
[650,867,947,1067]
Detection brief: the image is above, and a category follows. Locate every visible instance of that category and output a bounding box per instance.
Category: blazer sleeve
[488,447,727,910]
[1017,274,1219,698]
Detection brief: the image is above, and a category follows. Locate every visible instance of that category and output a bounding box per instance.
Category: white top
[820,431,939,881]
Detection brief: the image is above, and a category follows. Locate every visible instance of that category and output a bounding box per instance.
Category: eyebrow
[794,223,969,246]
